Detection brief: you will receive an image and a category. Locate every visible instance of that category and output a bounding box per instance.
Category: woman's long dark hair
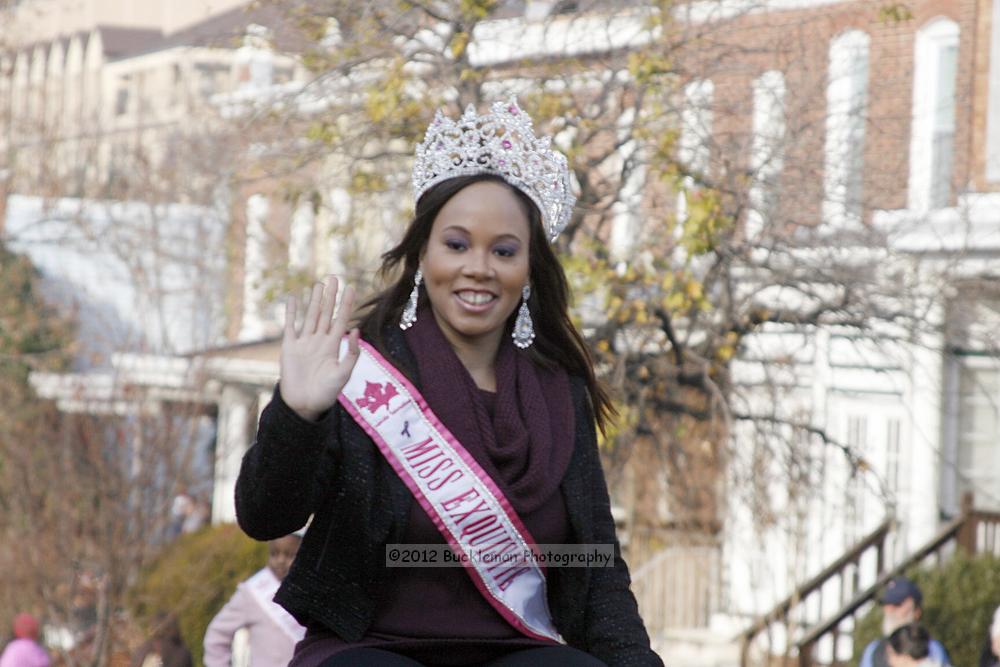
[355,173,615,432]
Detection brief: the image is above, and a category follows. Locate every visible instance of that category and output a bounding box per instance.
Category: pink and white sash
[243,567,307,642]
[337,339,564,643]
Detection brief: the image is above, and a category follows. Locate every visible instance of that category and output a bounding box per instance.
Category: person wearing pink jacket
[0,613,50,667]
[204,534,305,667]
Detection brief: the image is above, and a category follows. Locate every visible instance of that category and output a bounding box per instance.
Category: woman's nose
[462,249,493,277]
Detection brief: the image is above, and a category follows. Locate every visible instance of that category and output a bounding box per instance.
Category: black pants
[318,646,608,666]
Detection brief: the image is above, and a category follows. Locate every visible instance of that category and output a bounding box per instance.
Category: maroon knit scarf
[404,305,574,514]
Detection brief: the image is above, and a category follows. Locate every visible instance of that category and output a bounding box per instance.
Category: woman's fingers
[284,295,298,339]
[329,284,355,344]
[303,282,325,335]
[319,275,339,334]
[346,328,361,357]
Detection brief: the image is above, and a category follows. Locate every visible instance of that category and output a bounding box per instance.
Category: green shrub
[128,524,267,666]
[852,551,1000,667]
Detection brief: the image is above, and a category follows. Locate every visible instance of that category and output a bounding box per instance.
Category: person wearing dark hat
[860,577,951,667]
[0,612,51,667]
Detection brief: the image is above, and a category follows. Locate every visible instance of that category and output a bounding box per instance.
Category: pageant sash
[336,339,564,643]
[243,567,307,643]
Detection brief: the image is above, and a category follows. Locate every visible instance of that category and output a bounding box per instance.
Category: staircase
[739,493,1000,667]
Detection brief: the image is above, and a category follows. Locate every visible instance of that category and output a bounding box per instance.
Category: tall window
[115,76,130,116]
[909,19,960,211]
[610,107,644,265]
[886,418,902,495]
[952,293,1000,512]
[240,194,270,341]
[747,70,786,239]
[957,364,1000,511]
[845,414,869,543]
[823,30,870,227]
[676,79,714,227]
[988,0,1000,181]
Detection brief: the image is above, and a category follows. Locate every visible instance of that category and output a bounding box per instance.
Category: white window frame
[908,18,960,212]
[676,79,714,231]
[747,70,786,239]
[953,355,1000,512]
[823,30,870,227]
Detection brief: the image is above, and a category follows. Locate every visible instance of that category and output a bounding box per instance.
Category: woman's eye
[445,239,467,251]
[494,246,517,257]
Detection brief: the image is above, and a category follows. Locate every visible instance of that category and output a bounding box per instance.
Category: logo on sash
[337,339,564,644]
[357,381,398,413]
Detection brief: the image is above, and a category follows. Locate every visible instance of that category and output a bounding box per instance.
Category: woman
[235,99,661,666]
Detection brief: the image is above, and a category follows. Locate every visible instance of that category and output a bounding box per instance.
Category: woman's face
[420,180,531,353]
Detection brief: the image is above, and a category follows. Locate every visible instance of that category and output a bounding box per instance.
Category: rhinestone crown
[412,97,576,242]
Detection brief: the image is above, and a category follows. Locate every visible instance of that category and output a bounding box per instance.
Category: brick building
[663,1,1000,665]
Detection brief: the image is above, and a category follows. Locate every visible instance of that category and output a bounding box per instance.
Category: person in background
[130,612,193,667]
[979,604,1000,667]
[180,495,210,535]
[885,623,945,667]
[203,533,305,666]
[860,576,951,667]
[0,612,50,667]
[168,487,195,539]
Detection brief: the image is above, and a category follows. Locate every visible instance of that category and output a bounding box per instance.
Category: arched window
[823,30,870,226]
[908,18,960,211]
[240,194,270,341]
[610,107,644,264]
[288,195,316,272]
[676,79,714,229]
[747,70,786,239]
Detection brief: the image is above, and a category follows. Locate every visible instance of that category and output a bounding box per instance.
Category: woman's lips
[454,290,497,312]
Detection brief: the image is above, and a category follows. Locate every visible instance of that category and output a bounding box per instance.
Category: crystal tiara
[411,98,576,242]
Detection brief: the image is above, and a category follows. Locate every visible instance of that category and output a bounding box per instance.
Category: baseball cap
[880,576,922,606]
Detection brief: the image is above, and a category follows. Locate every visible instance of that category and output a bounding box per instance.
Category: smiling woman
[416,180,531,390]
[234,99,662,667]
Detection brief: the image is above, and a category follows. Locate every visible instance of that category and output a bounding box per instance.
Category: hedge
[128,524,267,666]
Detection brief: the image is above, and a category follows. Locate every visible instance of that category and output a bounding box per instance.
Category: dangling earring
[399,268,422,330]
[512,284,535,349]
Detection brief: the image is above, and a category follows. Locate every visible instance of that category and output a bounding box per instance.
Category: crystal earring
[399,268,422,330]
[512,284,535,349]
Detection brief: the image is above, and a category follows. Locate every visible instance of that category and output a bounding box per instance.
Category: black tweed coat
[234,330,663,666]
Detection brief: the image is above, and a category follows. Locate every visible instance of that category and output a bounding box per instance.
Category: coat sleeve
[203,586,255,667]
[576,393,665,666]
[930,639,951,666]
[859,639,877,667]
[235,384,341,540]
